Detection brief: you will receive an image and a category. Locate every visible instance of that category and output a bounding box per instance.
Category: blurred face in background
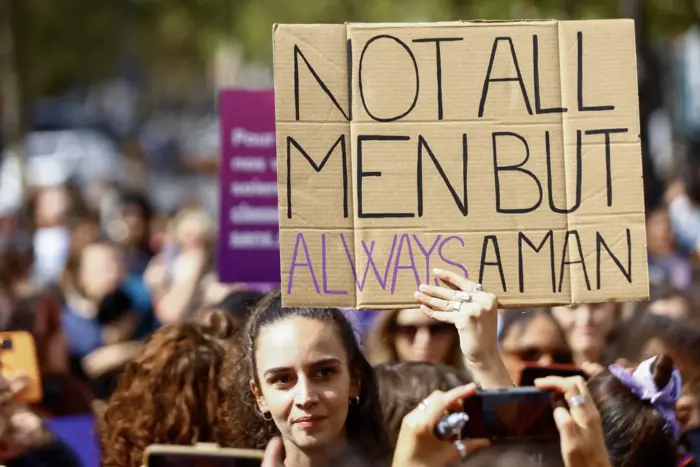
[646,208,674,256]
[119,202,148,246]
[552,303,616,362]
[34,187,70,228]
[392,308,456,364]
[175,211,210,251]
[79,243,124,300]
[648,295,691,321]
[499,312,572,382]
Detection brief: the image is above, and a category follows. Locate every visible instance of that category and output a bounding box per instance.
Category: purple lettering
[287,232,320,294]
[437,236,469,285]
[413,234,442,284]
[340,234,398,291]
[322,234,347,295]
[391,234,421,294]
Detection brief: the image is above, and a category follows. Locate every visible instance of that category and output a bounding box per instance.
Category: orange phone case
[0,331,43,403]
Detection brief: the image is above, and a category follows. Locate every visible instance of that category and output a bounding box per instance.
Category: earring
[349,396,360,405]
[262,411,273,421]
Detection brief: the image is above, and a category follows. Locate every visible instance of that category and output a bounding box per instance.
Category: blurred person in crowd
[365,308,467,376]
[99,309,235,467]
[551,303,621,366]
[196,289,265,331]
[647,284,698,323]
[647,206,692,291]
[60,240,154,394]
[497,309,573,383]
[572,354,685,467]
[0,372,82,467]
[678,381,700,434]
[144,206,231,324]
[104,190,154,276]
[224,291,390,467]
[374,361,468,446]
[31,185,84,286]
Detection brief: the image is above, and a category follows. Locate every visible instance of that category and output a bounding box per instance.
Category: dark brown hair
[588,354,679,467]
[374,361,469,446]
[223,291,390,463]
[98,310,236,467]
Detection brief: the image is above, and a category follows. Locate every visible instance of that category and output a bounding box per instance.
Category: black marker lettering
[359,35,419,122]
[294,44,351,121]
[479,37,533,117]
[584,128,629,207]
[546,130,582,214]
[558,230,591,293]
[417,134,468,217]
[479,235,507,292]
[518,230,556,293]
[577,31,615,112]
[596,229,632,289]
[357,135,414,218]
[287,135,348,219]
[533,35,567,114]
[492,132,543,214]
[412,37,463,120]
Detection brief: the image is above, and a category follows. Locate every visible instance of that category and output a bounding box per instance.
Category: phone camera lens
[1,339,12,350]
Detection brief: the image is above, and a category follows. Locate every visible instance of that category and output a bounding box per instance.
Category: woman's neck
[282,437,348,467]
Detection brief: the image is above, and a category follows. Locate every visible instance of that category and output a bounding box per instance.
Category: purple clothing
[649,253,692,290]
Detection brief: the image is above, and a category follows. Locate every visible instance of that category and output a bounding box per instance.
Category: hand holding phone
[455,388,561,443]
[0,331,42,403]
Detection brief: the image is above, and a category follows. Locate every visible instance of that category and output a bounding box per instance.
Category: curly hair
[98,310,237,467]
[220,291,391,464]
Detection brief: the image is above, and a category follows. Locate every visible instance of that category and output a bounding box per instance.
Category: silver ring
[418,401,428,412]
[472,283,483,292]
[454,439,469,459]
[451,301,462,312]
[454,291,471,302]
[567,394,585,408]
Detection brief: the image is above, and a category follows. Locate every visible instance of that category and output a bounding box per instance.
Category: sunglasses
[394,323,455,340]
[508,346,573,365]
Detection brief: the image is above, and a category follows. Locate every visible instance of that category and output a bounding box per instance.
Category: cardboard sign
[218,89,281,283]
[273,20,649,309]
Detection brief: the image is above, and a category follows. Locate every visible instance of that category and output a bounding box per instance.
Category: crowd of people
[1,172,700,466]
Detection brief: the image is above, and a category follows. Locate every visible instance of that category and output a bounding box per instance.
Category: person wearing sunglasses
[497,309,574,383]
[366,308,468,377]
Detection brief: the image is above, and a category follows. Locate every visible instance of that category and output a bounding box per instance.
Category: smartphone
[518,363,587,387]
[0,331,43,403]
[460,388,560,443]
[144,444,264,467]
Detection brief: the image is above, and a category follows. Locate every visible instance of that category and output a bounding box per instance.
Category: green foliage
[10,0,700,98]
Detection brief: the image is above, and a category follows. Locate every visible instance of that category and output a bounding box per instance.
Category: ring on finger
[472,283,484,293]
[418,400,429,412]
[454,439,469,459]
[567,394,585,408]
[450,301,462,312]
[453,291,471,302]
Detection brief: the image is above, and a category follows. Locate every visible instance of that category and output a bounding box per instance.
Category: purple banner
[218,89,280,283]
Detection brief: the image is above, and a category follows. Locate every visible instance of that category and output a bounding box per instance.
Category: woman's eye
[270,374,293,385]
[315,367,336,378]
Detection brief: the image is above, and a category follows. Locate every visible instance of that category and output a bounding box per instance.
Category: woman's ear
[250,379,267,412]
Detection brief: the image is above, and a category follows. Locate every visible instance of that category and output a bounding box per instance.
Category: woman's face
[552,303,616,357]
[393,308,456,364]
[251,316,359,451]
[79,244,124,299]
[499,313,572,382]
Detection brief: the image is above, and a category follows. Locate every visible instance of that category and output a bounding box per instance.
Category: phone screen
[148,453,261,467]
[461,389,560,442]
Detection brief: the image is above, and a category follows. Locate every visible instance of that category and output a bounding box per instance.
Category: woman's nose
[413,327,432,347]
[294,378,319,408]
